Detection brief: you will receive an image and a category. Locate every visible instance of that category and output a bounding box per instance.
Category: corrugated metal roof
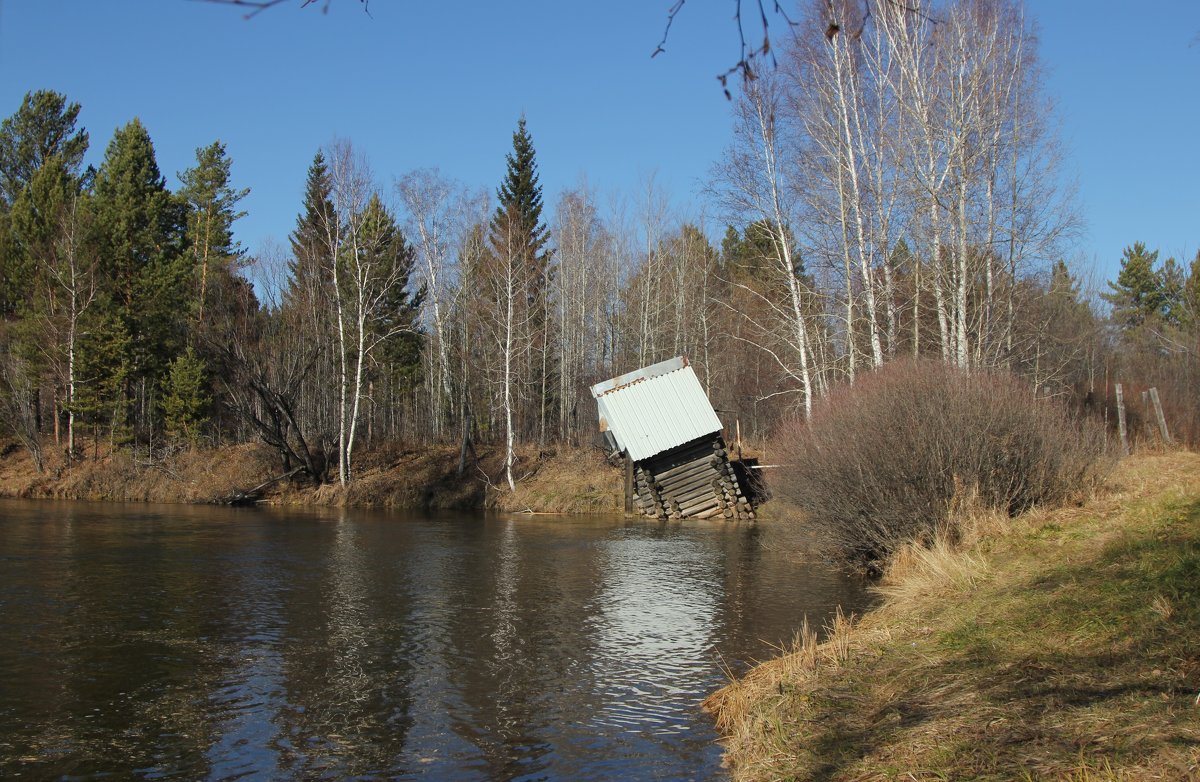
[592,358,722,462]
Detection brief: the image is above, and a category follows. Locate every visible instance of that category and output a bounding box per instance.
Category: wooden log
[660,469,722,497]
[676,484,720,510]
[678,492,721,516]
[650,454,720,483]
[674,481,719,503]
[215,466,305,505]
[659,464,721,487]
[648,441,715,471]
[680,501,720,519]
[655,460,717,485]
[672,484,715,510]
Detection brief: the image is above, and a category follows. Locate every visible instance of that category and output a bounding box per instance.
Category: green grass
[707,453,1200,782]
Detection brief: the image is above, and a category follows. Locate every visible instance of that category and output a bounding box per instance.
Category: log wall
[630,436,754,521]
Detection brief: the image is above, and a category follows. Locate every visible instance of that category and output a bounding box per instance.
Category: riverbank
[705,451,1200,781]
[0,438,625,514]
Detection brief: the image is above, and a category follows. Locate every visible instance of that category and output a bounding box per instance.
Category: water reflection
[0,500,868,781]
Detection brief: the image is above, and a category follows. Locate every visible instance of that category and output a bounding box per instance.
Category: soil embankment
[0,439,624,514]
[705,451,1200,781]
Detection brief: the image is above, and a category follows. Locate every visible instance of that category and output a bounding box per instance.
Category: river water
[0,499,867,781]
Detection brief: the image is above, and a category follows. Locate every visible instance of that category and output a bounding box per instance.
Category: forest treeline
[1,0,1197,490]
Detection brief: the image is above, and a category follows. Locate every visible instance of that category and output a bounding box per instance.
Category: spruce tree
[489,116,553,441]
[160,345,210,444]
[89,118,188,421]
[71,310,131,449]
[286,151,335,310]
[360,194,424,391]
[490,116,551,281]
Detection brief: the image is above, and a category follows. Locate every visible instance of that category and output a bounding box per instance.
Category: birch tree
[479,205,536,490]
[396,166,484,438]
[44,192,98,458]
[325,140,421,484]
[552,184,613,442]
[715,75,818,417]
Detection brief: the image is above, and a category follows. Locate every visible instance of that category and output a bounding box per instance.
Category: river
[0,499,867,781]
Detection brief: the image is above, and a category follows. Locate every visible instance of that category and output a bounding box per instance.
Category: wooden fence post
[1141,390,1152,440]
[1149,387,1171,445]
[1115,383,1129,456]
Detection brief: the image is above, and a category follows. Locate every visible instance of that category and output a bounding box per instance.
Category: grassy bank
[705,451,1200,781]
[0,438,624,514]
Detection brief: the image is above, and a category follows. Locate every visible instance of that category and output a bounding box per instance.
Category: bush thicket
[770,360,1112,572]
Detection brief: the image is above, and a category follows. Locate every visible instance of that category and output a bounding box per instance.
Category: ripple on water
[0,502,870,781]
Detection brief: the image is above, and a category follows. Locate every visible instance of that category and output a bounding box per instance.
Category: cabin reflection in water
[591,356,756,521]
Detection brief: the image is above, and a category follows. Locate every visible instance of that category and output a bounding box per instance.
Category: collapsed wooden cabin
[591,356,755,521]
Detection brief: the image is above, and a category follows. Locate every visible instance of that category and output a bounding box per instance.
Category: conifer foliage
[2,69,1200,490]
[491,116,551,287]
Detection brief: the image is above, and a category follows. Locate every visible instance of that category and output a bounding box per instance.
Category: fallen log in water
[213,466,305,506]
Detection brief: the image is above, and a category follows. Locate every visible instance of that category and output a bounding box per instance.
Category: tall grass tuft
[770,359,1112,572]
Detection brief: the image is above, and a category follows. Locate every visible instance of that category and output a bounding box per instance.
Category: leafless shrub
[770,359,1112,572]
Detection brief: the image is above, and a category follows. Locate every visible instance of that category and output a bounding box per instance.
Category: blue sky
[1,0,1197,288]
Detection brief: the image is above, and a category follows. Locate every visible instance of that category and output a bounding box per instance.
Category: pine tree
[178,140,248,330]
[0,90,88,208]
[1158,256,1187,328]
[1103,242,1164,329]
[1184,251,1200,330]
[0,90,89,317]
[723,220,805,286]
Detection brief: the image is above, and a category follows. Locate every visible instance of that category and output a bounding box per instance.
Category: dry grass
[492,445,623,514]
[706,451,1200,782]
[0,436,623,514]
[0,438,275,503]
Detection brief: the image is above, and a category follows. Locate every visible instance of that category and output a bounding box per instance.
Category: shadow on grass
[783,497,1200,780]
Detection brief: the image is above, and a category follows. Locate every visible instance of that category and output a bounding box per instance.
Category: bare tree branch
[197,0,367,20]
